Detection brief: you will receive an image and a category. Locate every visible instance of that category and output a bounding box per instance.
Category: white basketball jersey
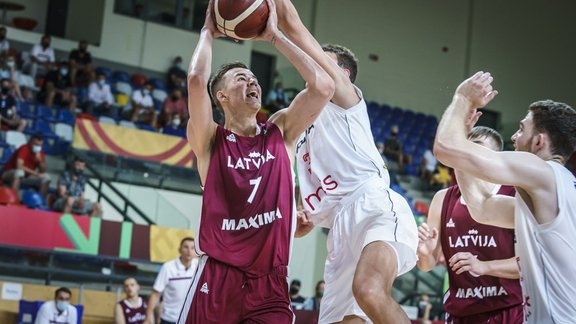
[515,161,576,323]
[296,87,389,227]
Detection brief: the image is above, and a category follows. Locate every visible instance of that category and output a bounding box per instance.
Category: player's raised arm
[186,1,220,178]
[433,72,557,223]
[275,0,359,108]
[256,0,334,144]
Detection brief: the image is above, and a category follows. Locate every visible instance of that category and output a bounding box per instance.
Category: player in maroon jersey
[177,0,334,323]
[417,126,523,323]
[115,277,147,324]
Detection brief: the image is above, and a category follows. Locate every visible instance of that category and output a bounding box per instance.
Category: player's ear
[533,132,546,152]
[216,89,227,104]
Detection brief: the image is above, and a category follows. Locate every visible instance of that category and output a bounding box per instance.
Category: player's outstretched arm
[434,72,555,223]
[450,253,520,279]
[275,0,359,108]
[186,0,220,182]
[416,189,445,272]
[257,0,334,145]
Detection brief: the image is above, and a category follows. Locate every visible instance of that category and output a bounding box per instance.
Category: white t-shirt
[31,44,55,63]
[88,81,114,105]
[515,161,576,323]
[34,300,78,324]
[296,86,389,227]
[0,39,9,53]
[153,257,198,322]
[423,149,437,172]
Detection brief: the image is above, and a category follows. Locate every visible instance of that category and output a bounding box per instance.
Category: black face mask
[73,168,84,176]
[290,287,299,295]
[1,87,9,95]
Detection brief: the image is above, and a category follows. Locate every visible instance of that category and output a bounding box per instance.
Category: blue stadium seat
[17,101,36,119]
[162,126,186,138]
[76,87,88,104]
[57,110,75,125]
[22,190,49,210]
[32,120,58,139]
[35,105,58,123]
[137,124,157,132]
[0,146,14,165]
[149,78,166,90]
[112,70,131,83]
[95,66,112,79]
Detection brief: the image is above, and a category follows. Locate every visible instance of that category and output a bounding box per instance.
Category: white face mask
[32,145,42,153]
[6,60,15,68]
[172,118,181,127]
[56,300,69,312]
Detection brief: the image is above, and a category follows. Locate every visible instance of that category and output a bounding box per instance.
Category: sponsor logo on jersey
[226,134,236,142]
[455,285,508,299]
[221,208,283,231]
[200,282,209,294]
[296,125,314,154]
[227,150,275,170]
[446,218,456,228]
[303,175,339,211]
[127,313,146,323]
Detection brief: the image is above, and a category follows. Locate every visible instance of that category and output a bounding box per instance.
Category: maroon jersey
[197,123,294,276]
[440,185,522,317]
[119,298,147,324]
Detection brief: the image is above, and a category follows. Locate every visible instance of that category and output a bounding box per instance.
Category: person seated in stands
[126,81,156,127]
[159,88,187,129]
[85,72,116,118]
[69,40,93,86]
[303,280,325,311]
[0,78,26,131]
[37,61,78,112]
[35,287,77,324]
[0,54,24,100]
[384,125,412,172]
[265,82,289,113]
[420,143,437,185]
[27,34,55,79]
[2,133,50,196]
[289,279,307,310]
[53,157,101,217]
[166,56,186,93]
[115,277,147,324]
[0,27,10,55]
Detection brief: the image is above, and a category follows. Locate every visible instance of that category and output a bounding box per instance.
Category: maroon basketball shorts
[446,303,523,324]
[178,256,294,324]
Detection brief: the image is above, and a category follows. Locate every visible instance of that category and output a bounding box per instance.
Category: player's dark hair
[180,237,194,247]
[55,287,72,298]
[322,44,358,83]
[209,62,248,109]
[529,100,576,159]
[468,126,503,151]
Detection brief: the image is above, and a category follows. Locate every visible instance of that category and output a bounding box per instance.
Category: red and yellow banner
[0,205,194,263]
[73,119,194,167]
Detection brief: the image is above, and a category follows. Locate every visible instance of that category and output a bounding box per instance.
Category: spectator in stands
[127,81,156,127]
[417,293,432,324]
[85,71,116,117]
[159,88,187,129]
[420,143,438,185]
[35,286,77,324]
[166,56,186,93]
[53,157,101,217]
[0,55,24,100]
[0,78,26,131]
[0,27,9,54]
[144,237,198,324]
[115,277,147,324]
[37,61,78,112]
[265,82,289,113]
[69,40,93,86]
[27,34,55,79]
[2,133,50,196]
[384,125,412,172]
[289,279,307,310]
[303,280,324,311]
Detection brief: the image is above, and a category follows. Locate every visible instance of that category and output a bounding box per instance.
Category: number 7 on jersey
[247,176,262,204]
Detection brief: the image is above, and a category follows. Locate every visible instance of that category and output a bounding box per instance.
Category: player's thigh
[353,241,398,291]
[333,315,366,324]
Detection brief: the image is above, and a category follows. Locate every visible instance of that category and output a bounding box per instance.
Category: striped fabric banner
[73,119,194,167]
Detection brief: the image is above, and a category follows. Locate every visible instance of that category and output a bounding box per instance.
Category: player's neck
[127,295,139,306]
[224,117,260,137]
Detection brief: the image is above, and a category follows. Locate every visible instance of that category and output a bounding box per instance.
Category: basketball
[213,0,269,40]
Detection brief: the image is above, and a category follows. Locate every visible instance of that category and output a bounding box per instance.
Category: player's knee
[352,278,386,306]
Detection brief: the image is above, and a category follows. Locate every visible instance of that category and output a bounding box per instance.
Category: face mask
[32,145,42,153]
[290,287,299,295]
[175,62,182,69]
[317,290,324,298]
[172,118,181,127]
[1,87,9,95]
[143,89,150,96]
[98,79,106,86]
[6,61,14,68]
[419,301,428,308]
[60,68,69,76]
[73,168,84,176]
[56,300,69,312]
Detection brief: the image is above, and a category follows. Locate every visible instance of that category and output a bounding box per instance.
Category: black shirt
[43,70,72,91]
[0,94,15,118]
[166,66,187,90]
[69,49,92,65]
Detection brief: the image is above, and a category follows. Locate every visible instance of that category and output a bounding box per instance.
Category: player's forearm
[481,257,520,279]
[271,32,333,98]
[434,95,472,167]
[416,253,437,272]
[145,291,161,318]
[187,28,214,92]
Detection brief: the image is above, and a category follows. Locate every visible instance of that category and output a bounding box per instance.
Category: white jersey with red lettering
[295,87,389,227]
